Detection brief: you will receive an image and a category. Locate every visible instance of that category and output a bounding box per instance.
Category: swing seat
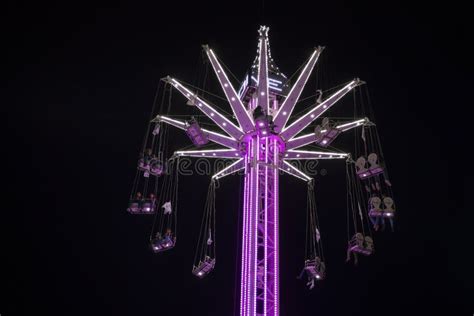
[356,153,385,179]
[368,209,384,217]
[192,256,216,278]
[368,165,384,176]
[140,199,156,214]
[349,234,373,255]
[149,160,164,176]
[138,158,151,171]
[151,236,175,253]
[357,167,384,180]
[186,121,209,147]
[127,200,142,214]
[128,199,156,214]
[315,128,341,148]
[304,259,325,280]
[349,244,372,255]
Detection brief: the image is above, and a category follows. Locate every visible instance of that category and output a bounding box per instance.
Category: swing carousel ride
[127,26,396,316]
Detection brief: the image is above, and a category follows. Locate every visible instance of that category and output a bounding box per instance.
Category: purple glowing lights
[239,134,280,316]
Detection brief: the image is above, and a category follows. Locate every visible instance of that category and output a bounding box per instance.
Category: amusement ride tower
[128,26,395,316]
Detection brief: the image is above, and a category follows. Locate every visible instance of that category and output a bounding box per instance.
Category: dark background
[4,0,472,315]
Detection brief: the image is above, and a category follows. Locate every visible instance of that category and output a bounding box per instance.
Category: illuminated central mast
[239,27,282,315]
[240,132,280,315]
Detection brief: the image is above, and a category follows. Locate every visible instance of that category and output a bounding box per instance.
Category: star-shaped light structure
[153,26,370,316]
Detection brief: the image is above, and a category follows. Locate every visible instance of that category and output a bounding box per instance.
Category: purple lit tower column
[240,26,283,316]
[241,133,282,316]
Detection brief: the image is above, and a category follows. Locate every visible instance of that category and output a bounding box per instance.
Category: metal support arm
[284,149,349,160]
[153,115,239,149]
[203,45,255,133]
[273,46,324,132]
[285,118,371,150]
[257,26,270,114]
[336,117,372,131]
[212,158,245,180]
[279,160,312,182]
[279,79,364,141]
[175,148,242,159]
[163,76,244,140]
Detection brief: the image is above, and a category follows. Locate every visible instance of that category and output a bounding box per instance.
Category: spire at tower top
[258,25,269,38]
[237,26,290,104]
[252,26,282,75]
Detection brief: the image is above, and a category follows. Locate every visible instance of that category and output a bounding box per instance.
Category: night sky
[5,1,473,315]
